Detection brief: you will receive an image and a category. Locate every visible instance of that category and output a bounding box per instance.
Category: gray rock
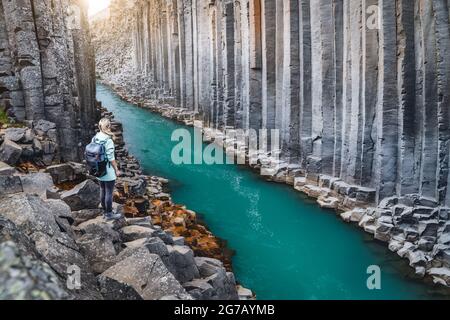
[77,233,118,274]
[61,180,100,211]
[99,248,187,300]
[33,120,57,136]
[167,245,200,283]
[4,128,26,143]
[0,161,16,176]
[0,175,23,196]
[97,275,143,300]
[20,172,54,198]
[0,139,22,165]
[45,163,77,184]
[237,285,254,300]
[120,225,155,242]
[0,194,102,299]
[77,216,121,249]
[183,279,215,300]
[0,241,69,300]
[72,209,103,226]
[126,217,153,229]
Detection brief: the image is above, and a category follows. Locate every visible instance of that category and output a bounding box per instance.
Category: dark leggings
[100,180,116,214]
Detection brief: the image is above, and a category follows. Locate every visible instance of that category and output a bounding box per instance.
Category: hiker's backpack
[85,138,110,178]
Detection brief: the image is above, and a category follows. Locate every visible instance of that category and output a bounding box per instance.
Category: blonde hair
[98,118,114,137]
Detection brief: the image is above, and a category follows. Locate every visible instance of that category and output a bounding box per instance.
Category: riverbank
[98,104,237,272]
[0,111,252,300]
[98,79,450,291]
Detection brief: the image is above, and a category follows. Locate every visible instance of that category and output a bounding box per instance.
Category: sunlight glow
[88,0,111,16]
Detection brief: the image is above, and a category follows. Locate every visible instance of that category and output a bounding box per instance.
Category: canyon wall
[94,0,450,207]
[0,0,97,161]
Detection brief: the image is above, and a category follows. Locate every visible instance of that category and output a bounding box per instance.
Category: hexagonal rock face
[61,180,100,211]
[0,139,22,165]
[98,248,188,300]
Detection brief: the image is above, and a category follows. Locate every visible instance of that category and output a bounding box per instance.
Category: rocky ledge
[100,80,450,291]
[0,113,252,300]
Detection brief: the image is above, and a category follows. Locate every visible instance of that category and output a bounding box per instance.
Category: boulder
[0,161,15,176]
[153,228,174,245]
[0,139,22,165]
[77,233,118,274]
[97,276,143,300]
[237,285,254,300]
[0,218,70,300]
[123,238,148,249]
[0,194,102,299]
[33,120,56,136]
[0,175,23,196]
[173,237,185,246]
[317,196,339,210]
[117,177,147,197]
[0,241,69,300]
[45,199,75,234]
[167,245,200,283]
[196,257,224,278]
[120,225,155,242]
[76,216,122,249]
[4,128,26,143]
[125,217,153,229]
[61,180,100,211]
[98,248,187,300]
[159,293,194,300]
[72,209,103,226]
[46,187,61,200]
[183,279,215,300]
[45,163,86,184]
[428,267,450,286]
[195,257,239,300]
[19,173,54,198]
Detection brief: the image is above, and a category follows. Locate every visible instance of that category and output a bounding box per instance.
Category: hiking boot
[105,212,123,221]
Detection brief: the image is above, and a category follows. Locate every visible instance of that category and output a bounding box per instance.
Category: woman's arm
[111,160,121,177]
[105,139,121,177]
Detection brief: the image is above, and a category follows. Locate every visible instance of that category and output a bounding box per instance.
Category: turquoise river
[97,83,449,300]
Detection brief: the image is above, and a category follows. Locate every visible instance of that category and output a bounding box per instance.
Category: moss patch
[0,109,8,124]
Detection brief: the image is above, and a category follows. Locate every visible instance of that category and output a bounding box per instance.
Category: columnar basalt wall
[94,0,450,208]
[0,0,97,161]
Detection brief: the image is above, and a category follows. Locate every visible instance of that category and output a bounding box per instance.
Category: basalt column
[0,0,97,161]
[94,0,450,207]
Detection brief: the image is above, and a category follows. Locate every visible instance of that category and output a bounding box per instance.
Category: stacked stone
[0,120,60,167]
[0,0,98,162]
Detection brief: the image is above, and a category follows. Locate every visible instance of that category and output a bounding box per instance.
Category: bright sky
[88,0,111,16]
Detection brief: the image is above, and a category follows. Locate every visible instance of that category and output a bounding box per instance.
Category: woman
[94,118,122,220]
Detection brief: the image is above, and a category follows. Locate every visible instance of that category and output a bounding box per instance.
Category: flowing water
[97,83,447,300]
